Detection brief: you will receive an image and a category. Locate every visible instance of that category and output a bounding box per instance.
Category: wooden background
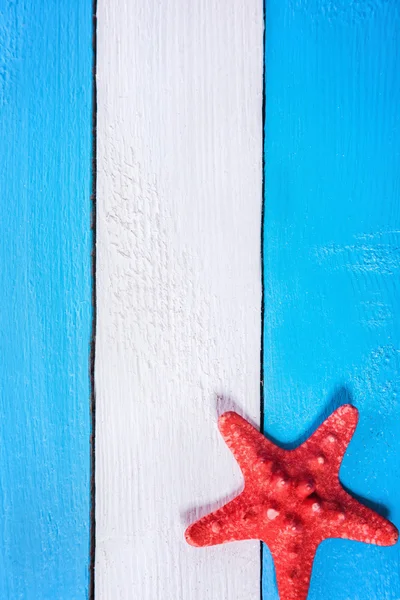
[1,0,400,598]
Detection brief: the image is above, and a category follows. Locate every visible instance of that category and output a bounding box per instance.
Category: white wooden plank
[95,1,263,598]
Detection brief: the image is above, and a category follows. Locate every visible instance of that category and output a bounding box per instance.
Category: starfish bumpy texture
[185,405,398,600]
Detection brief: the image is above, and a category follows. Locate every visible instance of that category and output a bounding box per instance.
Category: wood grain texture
[95,1,263,598]
[263,1,400,598]
[0,1,92,598]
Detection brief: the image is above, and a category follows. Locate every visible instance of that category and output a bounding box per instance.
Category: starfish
[185,405,398,600]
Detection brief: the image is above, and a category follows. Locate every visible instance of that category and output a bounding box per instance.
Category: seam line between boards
[260,0,267,598]
[89,0,98,598]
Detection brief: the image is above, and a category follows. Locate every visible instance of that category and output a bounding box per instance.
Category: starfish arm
[271,540,317,600]
[218,411,280,479]
[185,492,256,547]
[299,404,358,466]
[330,495,398,547]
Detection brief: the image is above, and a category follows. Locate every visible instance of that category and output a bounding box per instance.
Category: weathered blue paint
[0,2,92,598]
[263,1,400,598]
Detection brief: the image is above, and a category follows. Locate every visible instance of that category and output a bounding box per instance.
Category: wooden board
[0,1,92,598]
[95,1,263,598]
[262,2,400,598]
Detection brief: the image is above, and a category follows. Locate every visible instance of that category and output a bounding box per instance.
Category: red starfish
[185,405,398,600]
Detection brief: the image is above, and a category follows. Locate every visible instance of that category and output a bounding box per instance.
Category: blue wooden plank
[0,1,92,598]
[262,2,400,598]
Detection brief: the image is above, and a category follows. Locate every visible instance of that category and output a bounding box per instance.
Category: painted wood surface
[0,1,93,598]
[262,2,400,598]
[95,1,263,598]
